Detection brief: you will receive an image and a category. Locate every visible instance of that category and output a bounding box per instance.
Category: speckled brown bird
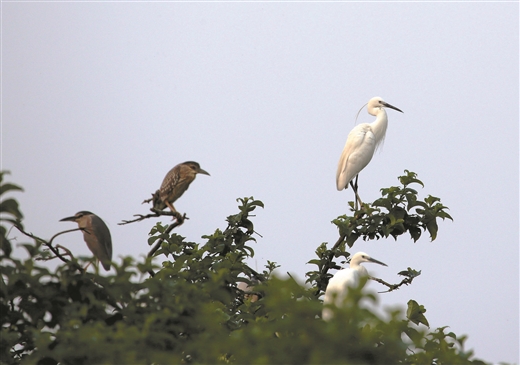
[60,211,113,271]
[149,161,210,220]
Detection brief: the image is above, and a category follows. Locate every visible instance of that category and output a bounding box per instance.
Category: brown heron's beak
[60,215,77,222]
[198,168,210,176]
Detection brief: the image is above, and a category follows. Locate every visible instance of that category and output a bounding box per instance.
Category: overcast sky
[2,2,518,363]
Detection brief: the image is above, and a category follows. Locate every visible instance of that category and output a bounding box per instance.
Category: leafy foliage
[337,170,452,246]
[0,171,491,365]
[306,171,452,296]
[0,171,24,257]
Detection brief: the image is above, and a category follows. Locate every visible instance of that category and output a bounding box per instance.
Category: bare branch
[15,226,85,273]
[371,275,415,293]
[118,208,181,225]
[55,244,75,258]
[48,228,85,246]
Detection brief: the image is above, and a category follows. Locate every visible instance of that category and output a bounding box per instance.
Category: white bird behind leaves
[322,252,387,321]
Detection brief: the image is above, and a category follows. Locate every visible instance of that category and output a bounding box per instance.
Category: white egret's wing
[336,124,376,190]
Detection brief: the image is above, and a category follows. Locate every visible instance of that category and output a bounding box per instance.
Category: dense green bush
[0,171,488,364]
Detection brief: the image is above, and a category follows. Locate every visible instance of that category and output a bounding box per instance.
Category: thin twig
[54,244,74,258]
[319,235,346,275]
[48,228,85,246]
[248,267,266,283]
[371,275,415,293]
[118,209,179,225]
[146,215,187,277]
[147,220,183,258]
[16,227,85,273]
[39,244,75,261]
[315,208,367,296]
[15,226,124,311]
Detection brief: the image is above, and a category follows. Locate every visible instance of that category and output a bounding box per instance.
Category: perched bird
[238,281,260,303]
[336,96,403,209]
[322,252,387,321]
[60,211,113,271]
[146,161,210,220]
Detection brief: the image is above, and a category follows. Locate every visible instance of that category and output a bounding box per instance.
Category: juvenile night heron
[337,97,403,209]
[238,280,260,303]
[147,161,210,220]
[322,252,387,321]
[60,211,113,271]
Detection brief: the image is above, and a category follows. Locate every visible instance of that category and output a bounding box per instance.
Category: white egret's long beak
[368,257,388,267]
[381,101,403,113]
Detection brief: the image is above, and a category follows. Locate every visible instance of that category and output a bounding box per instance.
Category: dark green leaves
[307,171,451,296]
[407,299,429,327]
[331,170,452,246]
[398,267,421,281]
[0,171,25,257]
[399,169,425,187]
[1,175,489,365]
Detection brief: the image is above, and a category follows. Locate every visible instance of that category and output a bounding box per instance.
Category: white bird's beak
[368,257,388,267]
[381,101,403,113]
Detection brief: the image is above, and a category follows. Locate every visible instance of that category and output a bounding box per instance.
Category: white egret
[336,97,403,209]
[322,252,387,321]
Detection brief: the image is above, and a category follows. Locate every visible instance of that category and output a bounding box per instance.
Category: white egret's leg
[350,175,363,209]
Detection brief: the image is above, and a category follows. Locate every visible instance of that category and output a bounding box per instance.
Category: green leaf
[345,232,359,248]
[407,300,430,327]
[0,226,12,257]
[0,198,24,219]
[399,170,424,187]
[0,182,24,196]
[426,219,439,241]
[398,268,421,279]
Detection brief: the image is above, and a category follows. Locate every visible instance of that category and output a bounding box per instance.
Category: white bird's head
[349,252,388,271]
[367,96,403,116]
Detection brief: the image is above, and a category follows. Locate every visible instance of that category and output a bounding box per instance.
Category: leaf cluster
[307,170,452,296]
[0,172,491,365]
[0,171,24,257]
[339,170,452,246]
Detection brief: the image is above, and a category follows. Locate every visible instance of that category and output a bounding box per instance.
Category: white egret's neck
[349,260,369,276]
[370,108,388,149]
[356,265,369,277]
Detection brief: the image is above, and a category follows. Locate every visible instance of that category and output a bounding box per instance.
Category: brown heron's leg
[164,201,183,222]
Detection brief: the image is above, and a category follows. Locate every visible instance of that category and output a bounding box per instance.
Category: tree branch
[118,208,182,225]
[145,215,188,277]
[16,227,85,273]
[147,220,184,258]
[317,234,346,283]
[371,275,416,293]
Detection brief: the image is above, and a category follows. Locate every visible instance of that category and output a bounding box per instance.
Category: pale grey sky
[2,2,518,363]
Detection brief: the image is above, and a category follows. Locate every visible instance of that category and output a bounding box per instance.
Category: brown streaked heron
[148,161,210,221]
[60,211,112,271]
